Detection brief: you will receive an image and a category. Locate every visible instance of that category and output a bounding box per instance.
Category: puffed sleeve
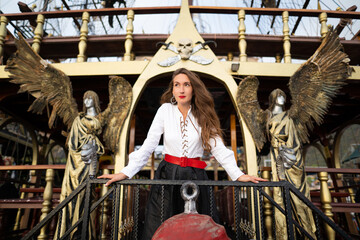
[121,105,165,178]
[210,136,244,181]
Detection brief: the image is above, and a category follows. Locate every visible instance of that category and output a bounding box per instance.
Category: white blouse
[121,103,244,181]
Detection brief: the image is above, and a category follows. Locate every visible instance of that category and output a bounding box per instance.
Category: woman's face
[84,96,94,109]
[172,73,193,106]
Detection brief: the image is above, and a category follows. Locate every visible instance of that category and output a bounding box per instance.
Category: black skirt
[142,160,219,240]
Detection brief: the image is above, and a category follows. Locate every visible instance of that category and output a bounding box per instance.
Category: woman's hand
[237,174,268,183]
[97,172,128,186]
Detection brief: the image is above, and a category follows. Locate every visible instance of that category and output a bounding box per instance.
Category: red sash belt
[164,154,207,169]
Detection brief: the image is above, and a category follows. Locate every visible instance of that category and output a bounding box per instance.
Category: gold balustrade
[37,169,54,240]
[124,10,134,61]
[32,14,45,53]
[0,16,8,64]
[238,9,247,62]
[319,12,329,39]
[318,171,335,240]
[282,11,291,63]
[77,12,90,62]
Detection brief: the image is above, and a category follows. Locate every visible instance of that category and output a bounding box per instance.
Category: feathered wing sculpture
[236,29,351,240]
[236,76,269,151]
[6,34,133,154]
[99,76,132,153]
[287,27,352,144]
[5,34,78,130]
[237,28,351,150]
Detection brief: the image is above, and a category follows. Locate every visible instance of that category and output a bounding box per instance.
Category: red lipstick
[179,96,185,99]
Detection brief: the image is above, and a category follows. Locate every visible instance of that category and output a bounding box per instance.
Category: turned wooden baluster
[275,53,282,63]
[37,169,54,240]
[238,9,247,62]
[282,11,291,63]
[124,10,134,61]
[77,12,90,62]
[13,183,27,231]
[0,16,8,64]
[32,14,45,53]
[319,12,329,39]
[318,171,335,240]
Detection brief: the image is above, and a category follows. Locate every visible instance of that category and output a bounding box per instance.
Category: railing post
[318,171,335,240]
[32,14,45,53]
[262,170,273,240]
[37,169,54,240]
[282,11,291,63]
[130,52,136,61]
[348,187,356,203]
[0,16,8,64]
[227,52,233,61]
[275,53,281,63]
[13,183,27,231]
[238,9,247,62]
[124,10,134,61]
[348,187,360,229]
[319,12,329,39]
[77,12,90,62]
[101,169,110,240]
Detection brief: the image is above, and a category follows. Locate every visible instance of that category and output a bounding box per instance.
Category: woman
[56,90,105,239]
[99,68,266,239]
[267,89,316,239]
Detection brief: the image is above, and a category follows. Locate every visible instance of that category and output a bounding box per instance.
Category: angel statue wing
[236,76,269,151]
[98,76,132,153]
[288,27,352,144]
[5,34,78,130]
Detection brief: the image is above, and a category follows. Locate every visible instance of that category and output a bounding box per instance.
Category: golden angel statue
[236,28,351,239]
[5,34,132,239]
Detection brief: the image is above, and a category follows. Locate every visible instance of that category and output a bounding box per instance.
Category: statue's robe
[268,111,316,239]
[55,113,104,239]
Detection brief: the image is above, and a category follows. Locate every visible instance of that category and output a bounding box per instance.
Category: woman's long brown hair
[160,68,223,152]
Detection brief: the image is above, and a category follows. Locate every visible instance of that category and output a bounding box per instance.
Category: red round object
[152,213,230,240]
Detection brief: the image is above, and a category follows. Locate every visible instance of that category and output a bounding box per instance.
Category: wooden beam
[3,34,360,64]
[1,6,360,20]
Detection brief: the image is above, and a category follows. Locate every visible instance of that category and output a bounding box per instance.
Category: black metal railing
[22,178,352,240]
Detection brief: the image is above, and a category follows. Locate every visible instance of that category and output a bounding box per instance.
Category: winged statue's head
[83,90,101,115]
[268,88,286,112]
